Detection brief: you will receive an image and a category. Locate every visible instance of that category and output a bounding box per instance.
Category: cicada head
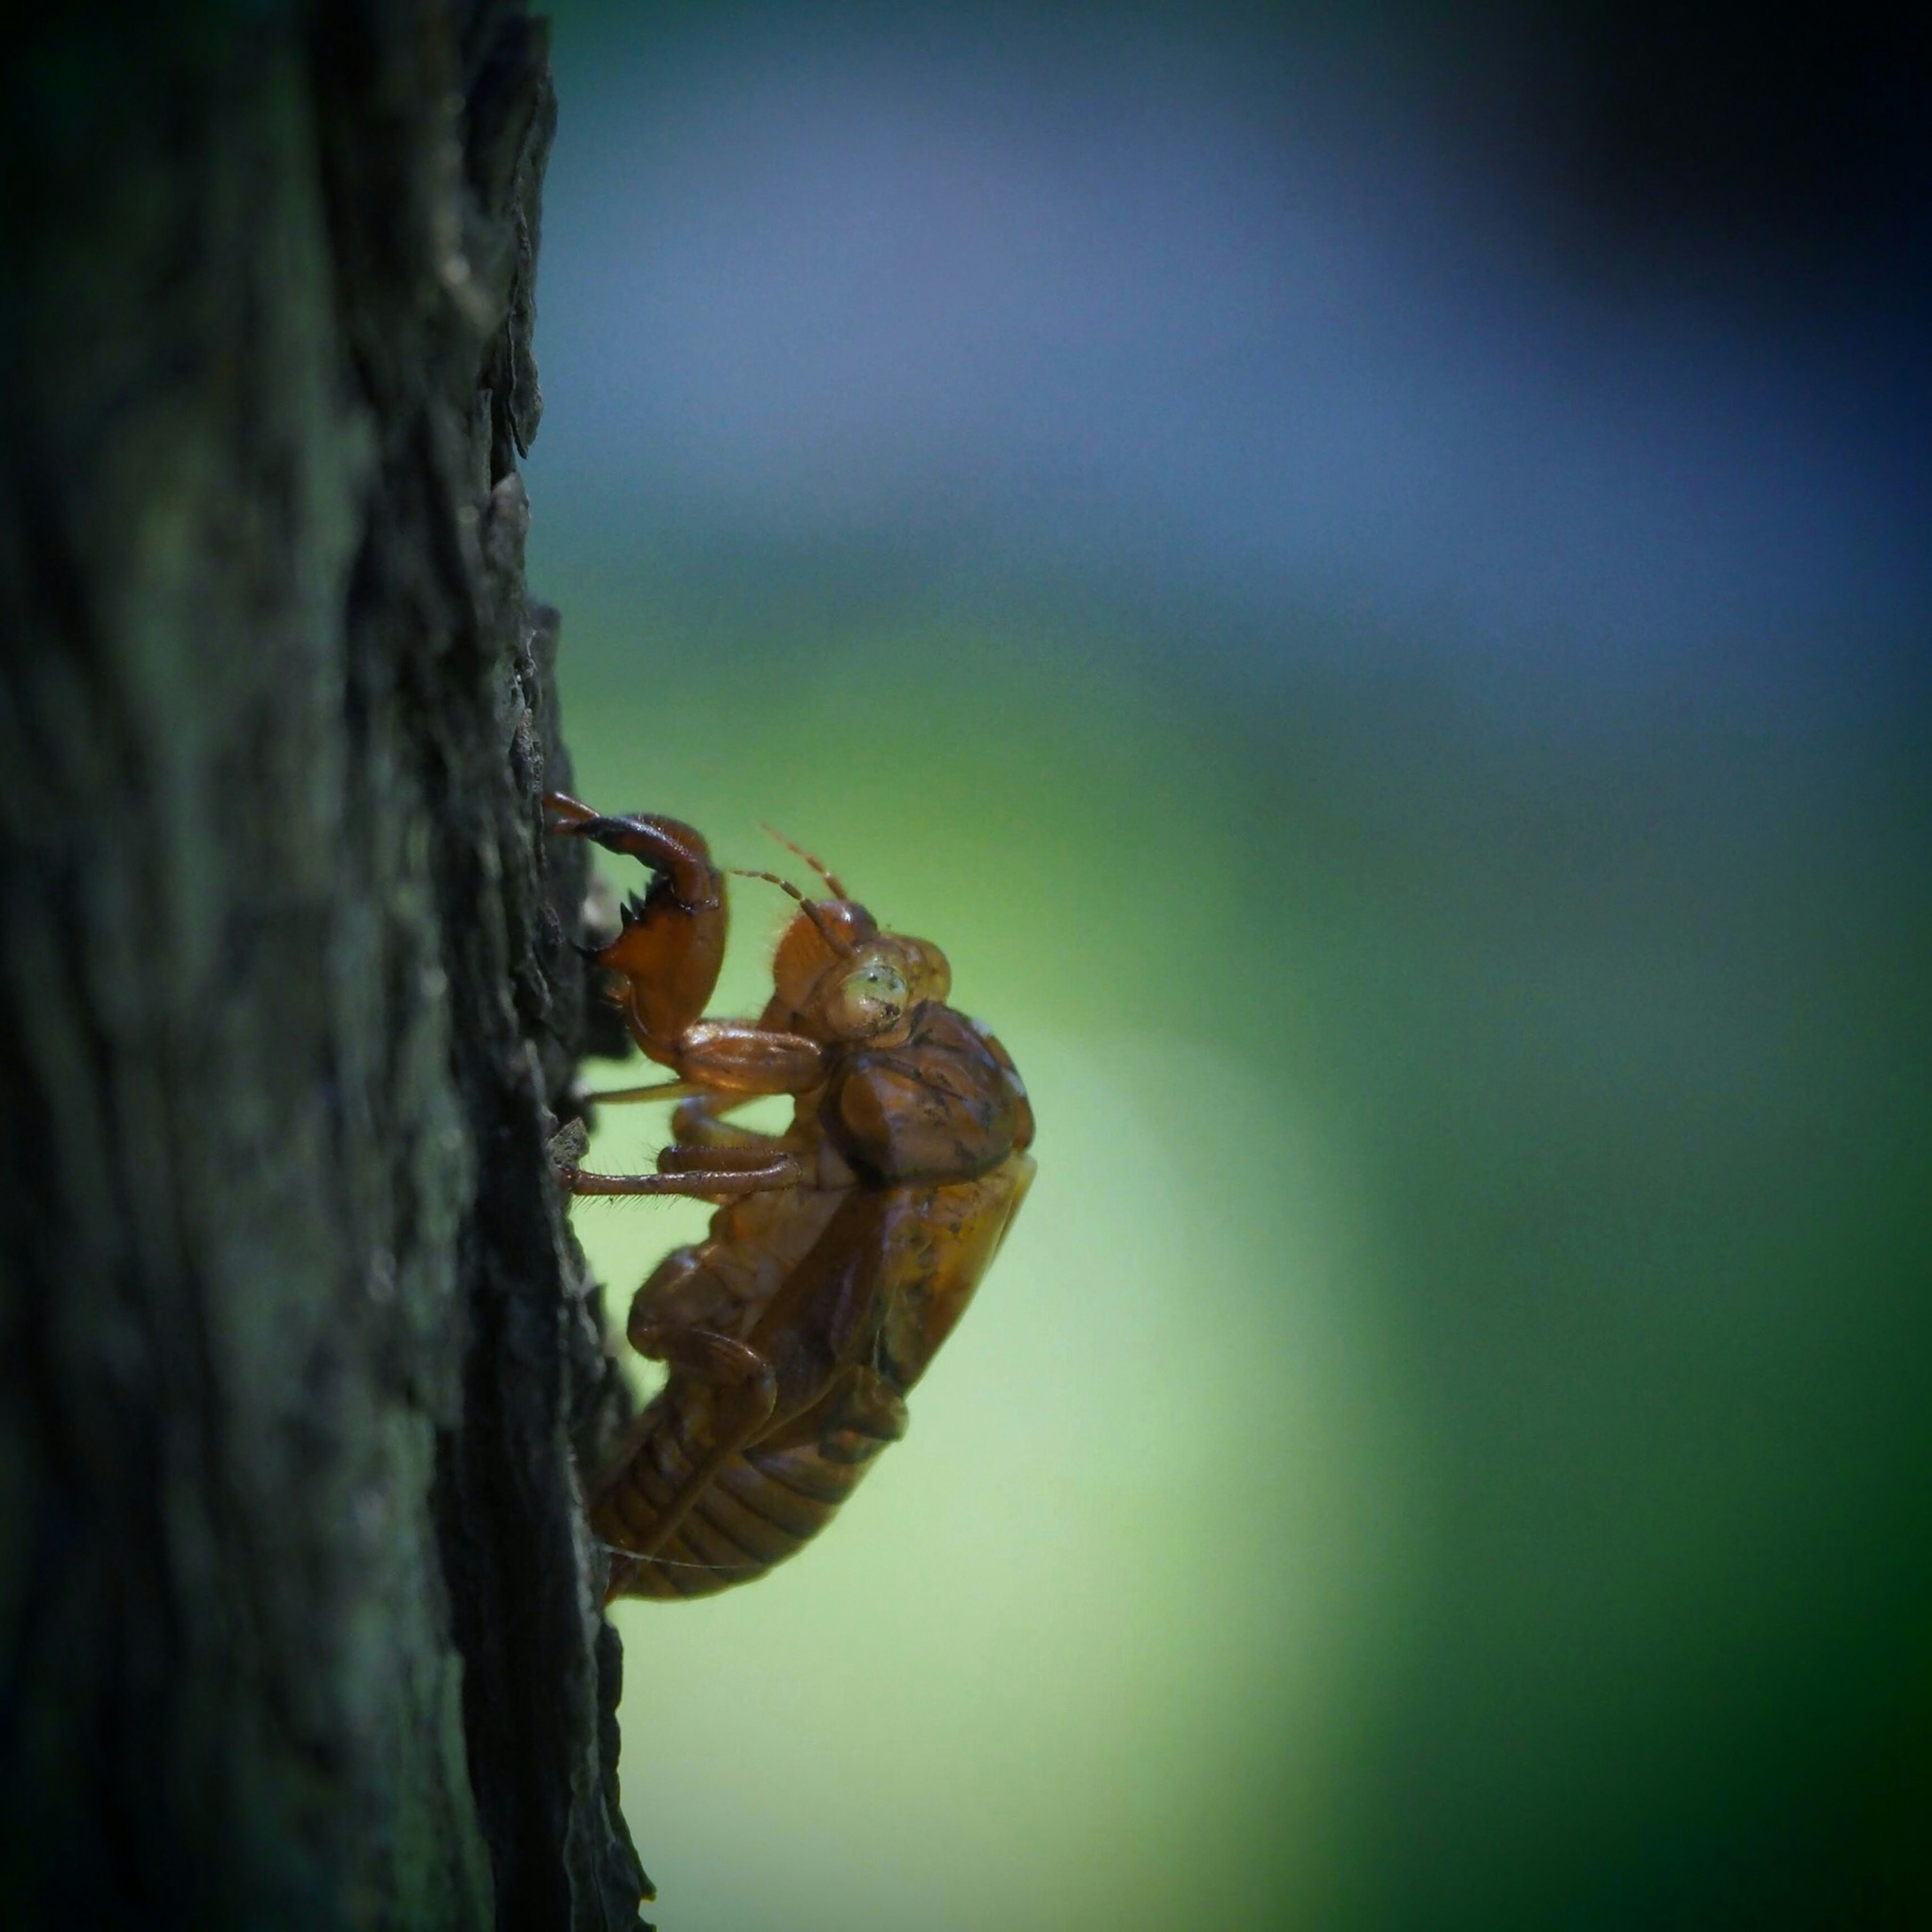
[769,902,954,1045]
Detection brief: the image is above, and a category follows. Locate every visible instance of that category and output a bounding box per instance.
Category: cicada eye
[827,958,910,1038]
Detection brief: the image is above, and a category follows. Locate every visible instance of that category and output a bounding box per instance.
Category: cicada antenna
[729,867,853,955]
[758,822,848,900]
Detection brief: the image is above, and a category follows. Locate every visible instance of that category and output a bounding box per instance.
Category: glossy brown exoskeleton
[546,793,1035,1600]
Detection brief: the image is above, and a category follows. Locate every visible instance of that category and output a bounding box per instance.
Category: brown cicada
[547,794,1035,1600]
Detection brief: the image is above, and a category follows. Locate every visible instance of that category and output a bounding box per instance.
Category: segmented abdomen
[595,1402,875,1600]
[594,1150,1034,1602]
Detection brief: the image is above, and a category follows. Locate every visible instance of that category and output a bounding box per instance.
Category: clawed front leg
[658,1020,827,1095]
[546,789,831,1101]
[545,790,726,1063]
[544,791,719,910]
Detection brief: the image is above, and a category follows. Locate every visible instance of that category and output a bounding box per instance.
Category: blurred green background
[530,5,1932,1926]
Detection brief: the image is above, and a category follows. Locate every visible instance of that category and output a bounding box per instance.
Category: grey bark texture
[0,3,648,1926]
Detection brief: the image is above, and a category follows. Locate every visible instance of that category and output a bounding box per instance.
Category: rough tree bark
[0,4,648,1925]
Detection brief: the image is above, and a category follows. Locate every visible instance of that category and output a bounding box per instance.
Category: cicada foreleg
[544,789,727,1068]
[548,790,831,1090]
[547,789,829,1196]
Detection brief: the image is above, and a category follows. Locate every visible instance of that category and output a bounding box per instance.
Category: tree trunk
[0,4,647,1924]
